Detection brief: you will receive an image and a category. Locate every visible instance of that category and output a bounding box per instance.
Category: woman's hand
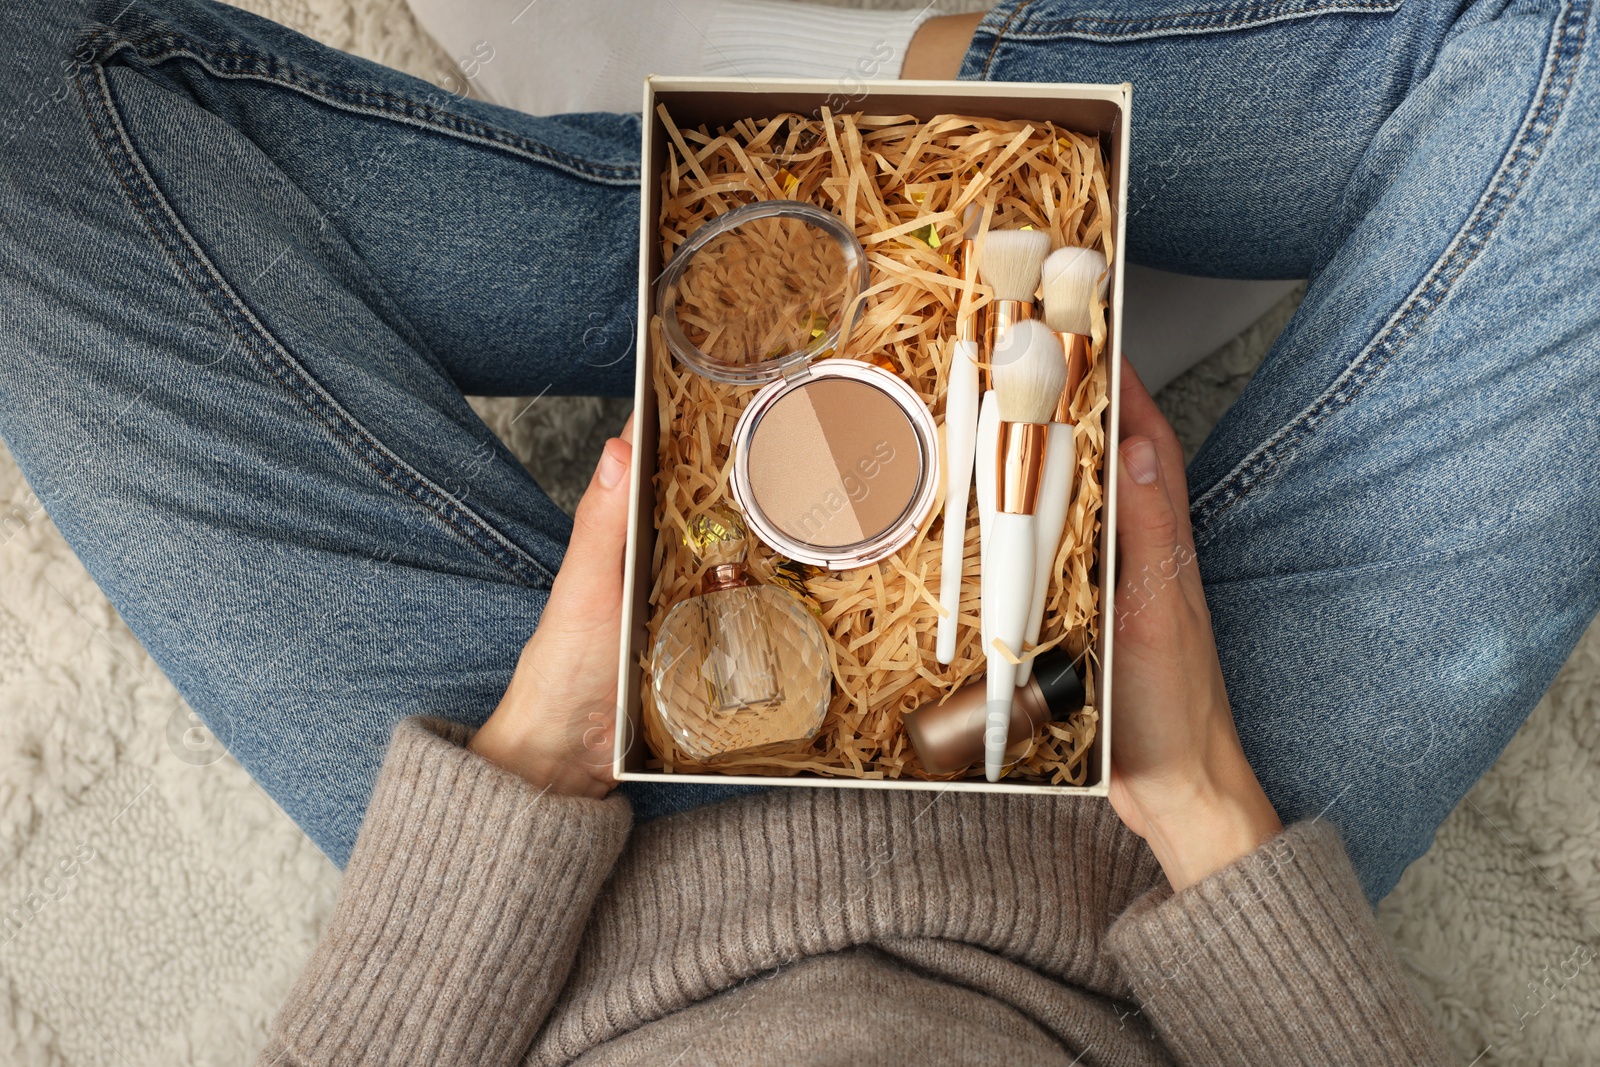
[1109,361,1282,891]
[467,416,636,798]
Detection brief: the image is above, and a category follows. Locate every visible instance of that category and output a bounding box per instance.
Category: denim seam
[1189,0,1591,543]
[87,30,638,186]
[1205,518,1541,592]
[979,2,1036,77]
[74,55,554,589]
[990,0,1399,44]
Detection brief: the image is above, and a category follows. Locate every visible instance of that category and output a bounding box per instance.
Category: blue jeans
[1,0,1594,901]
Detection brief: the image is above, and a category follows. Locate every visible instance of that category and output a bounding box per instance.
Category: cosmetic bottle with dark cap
[903,649,1087,776]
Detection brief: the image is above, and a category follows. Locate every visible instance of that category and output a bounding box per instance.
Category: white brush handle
[936,341,981,665]
[1018,423,1077,685]
[975,391,999,655]
[984,511,1036,782]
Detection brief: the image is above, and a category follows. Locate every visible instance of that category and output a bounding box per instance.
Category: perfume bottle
[651,543,832,763]
[695,562,785,713]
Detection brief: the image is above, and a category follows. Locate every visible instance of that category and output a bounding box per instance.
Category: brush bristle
[992,320,1067,423]
[1041,246,1109,336]
[962,204,982,241]
[977,230,1051,302]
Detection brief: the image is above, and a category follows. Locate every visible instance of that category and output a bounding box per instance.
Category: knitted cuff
[1106,820,1454,1065]
[269,717,632,1067]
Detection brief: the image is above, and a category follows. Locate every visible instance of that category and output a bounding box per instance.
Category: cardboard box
[615,77,1129,797]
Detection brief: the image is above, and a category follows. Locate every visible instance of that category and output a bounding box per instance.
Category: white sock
[405,0,935,116]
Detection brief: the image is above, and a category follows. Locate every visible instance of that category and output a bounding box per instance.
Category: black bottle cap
[1029,647,1087,719]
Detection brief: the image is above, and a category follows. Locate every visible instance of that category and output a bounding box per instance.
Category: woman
[1,0,1593,1061]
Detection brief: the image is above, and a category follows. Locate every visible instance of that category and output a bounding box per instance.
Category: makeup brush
[1017,245,1107,685]
[975,388,999,657]
[976,230,1051,377]
[983,320,1067,782]
[936,208,985,665]
[974,228,1049,660]
[966,388,992,659]
[1040,245,1107,351]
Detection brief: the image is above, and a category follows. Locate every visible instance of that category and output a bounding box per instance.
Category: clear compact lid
[656,201,869,385]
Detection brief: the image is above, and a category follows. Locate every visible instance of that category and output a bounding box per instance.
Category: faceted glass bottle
[651,563,832,762]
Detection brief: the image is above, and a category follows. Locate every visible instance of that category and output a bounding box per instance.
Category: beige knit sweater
[256,717,1453,1065]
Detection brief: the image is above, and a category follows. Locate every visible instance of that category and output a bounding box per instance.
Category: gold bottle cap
[685,505,750,568]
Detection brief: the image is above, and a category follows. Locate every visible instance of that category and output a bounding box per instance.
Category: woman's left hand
[1108,361,1282,891]
[467,415,636,798]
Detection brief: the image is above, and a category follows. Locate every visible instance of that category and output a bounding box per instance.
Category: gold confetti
[776,168,800,194]
[769,556,825,615]
[909,223,942,249]
[863,351,899,374]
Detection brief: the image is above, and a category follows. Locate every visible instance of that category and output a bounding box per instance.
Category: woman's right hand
[1108,358,1282,891]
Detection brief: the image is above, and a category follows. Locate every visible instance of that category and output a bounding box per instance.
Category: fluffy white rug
[0,2,1594,1064]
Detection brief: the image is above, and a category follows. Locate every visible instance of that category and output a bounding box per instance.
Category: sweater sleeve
[255,716,632,1067]
[1105,820,1454,1065]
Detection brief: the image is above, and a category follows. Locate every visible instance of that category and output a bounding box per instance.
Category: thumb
[545,429,634,626]
[1116,435,1187,619]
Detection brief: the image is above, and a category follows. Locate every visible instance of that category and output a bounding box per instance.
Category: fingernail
[597,442,628,489]
[1122,438,1159,485]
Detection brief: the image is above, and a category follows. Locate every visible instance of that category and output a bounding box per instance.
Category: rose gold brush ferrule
[1051,332,1091,424]
[957,238,979,345]
[980,300,1036,390]
[996,421,1048,515]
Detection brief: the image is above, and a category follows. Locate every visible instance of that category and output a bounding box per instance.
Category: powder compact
[657,201,940,569]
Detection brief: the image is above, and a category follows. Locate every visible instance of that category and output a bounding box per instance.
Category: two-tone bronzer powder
[657,201,940,569]
[745,377,919,548]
